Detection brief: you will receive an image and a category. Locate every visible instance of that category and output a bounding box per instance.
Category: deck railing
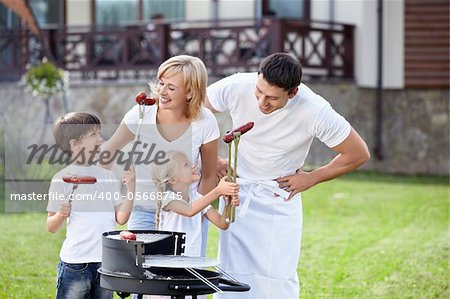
[0,18,354,81]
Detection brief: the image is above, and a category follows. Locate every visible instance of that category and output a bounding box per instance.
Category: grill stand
[115,292,199,299]
[100,231,249,297]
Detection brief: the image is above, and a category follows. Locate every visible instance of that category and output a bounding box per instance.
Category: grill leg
[116,292,131,298]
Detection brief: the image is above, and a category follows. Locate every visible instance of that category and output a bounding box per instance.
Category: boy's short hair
[53,112,101,153]
[258,52,303,93]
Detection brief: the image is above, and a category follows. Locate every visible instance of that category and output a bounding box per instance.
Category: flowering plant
[22,59,68,97]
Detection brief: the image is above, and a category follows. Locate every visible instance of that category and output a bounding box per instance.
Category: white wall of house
[384,0,404,89]
[185,0,212,21]
[66,0,91,26]
[186,0,255,21]
[218,0,255,19]
[312,0,404,88]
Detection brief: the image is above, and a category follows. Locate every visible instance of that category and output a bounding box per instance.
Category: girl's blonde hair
[155,55,207,120]
[152,150,186,230]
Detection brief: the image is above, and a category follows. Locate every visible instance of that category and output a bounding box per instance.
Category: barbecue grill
[99,230,250,299]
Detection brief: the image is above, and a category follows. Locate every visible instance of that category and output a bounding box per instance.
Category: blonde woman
[102,56,220,250]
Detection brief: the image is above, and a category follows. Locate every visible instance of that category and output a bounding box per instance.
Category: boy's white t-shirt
[47,164,122,263]
[122,105,220,209]
[158,191,211,257]
[207,72,352,180]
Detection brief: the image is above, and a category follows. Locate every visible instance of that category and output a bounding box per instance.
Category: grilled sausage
[62,176,97,184]
[223,122,254,143]
[119,230,137,241]
[135,91,156,106]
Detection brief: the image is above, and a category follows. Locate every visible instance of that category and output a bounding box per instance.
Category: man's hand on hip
[276,170,316,200]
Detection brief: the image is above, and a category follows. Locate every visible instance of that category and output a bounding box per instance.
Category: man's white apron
[214,179,303,299]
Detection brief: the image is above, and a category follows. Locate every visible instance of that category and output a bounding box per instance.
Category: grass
[0,172,448,298]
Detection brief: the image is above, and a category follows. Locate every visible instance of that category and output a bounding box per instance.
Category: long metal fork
[185,268,223,294]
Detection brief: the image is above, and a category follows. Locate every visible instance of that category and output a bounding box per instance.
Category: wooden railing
[0,18,354,82]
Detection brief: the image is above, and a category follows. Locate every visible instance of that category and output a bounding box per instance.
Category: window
[95,0,138,27]
[28,0,61,27]
[0,3,20,30]
[142,0,185,21]
[266,0,309,20]
[95,0,185,27]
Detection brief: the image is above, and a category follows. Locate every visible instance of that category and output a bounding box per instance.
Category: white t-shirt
[158,190,211,257]
[47,164,122,263]
[207,72,351,180]
[122,105,220,209]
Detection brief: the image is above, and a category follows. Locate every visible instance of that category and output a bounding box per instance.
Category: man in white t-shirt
[204,53,370,298]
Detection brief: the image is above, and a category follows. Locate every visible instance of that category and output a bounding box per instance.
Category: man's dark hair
[258,52,302,93]
[53,112,101,154]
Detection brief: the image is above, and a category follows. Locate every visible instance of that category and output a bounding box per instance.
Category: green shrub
[22,59,68,97]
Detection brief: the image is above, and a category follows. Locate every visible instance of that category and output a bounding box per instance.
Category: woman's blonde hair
[155,55,207,120]
[152,150,186,230]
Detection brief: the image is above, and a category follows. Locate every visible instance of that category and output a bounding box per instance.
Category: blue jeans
[56,260,112,299]
[127,205,156,230]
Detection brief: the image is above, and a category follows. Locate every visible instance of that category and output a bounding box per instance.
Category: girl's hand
[122,166,136,188]
[217,177,239,196]
[191,164,201,182]
[230,195,240,207]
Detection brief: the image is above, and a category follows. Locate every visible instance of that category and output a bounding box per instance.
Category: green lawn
[0,173,448,298]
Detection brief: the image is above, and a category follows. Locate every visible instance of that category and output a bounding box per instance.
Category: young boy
[46,112,135,299]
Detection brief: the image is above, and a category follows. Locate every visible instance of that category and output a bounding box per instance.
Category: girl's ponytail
[151,150,184,230]
[154,180,166,230]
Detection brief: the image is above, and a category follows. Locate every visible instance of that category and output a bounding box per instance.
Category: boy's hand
[58,201,71,218]
[217,177,239,196]
[122,166,136,188]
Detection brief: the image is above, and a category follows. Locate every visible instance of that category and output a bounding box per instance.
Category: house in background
[1,0,352,81]
[0,0,448,175]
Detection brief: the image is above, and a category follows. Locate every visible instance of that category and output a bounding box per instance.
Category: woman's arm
[197,139,219,195]
[115,196,134,225]
[115,168,136,225]
[100,121,135,170]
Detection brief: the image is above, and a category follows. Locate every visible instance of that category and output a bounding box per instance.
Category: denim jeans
[127,205,156,230]
[56,260,112,299]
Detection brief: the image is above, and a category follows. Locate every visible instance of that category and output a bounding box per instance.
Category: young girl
[148,151,238,299]
[153,151,239,252]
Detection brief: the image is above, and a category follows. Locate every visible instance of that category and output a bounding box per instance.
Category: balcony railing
[0,18,354,82]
